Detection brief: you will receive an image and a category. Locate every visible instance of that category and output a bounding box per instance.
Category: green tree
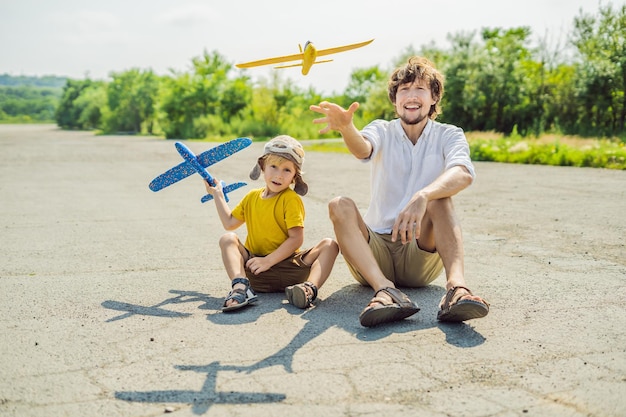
[56,79,99,129]
[158,50,249,139]
[103,68,159,134]
[571,2,626,136]
[343,66,387,105]
[436,31,480,129]
[73,83,107,130]
[478,27,533,134]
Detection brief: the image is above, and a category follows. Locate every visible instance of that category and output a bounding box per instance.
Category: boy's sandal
[222,277,258,313]
[436,286,489,322]
[359,287,420,327]
[285,282,318,309]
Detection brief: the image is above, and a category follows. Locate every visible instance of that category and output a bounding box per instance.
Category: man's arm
[392,165,474,244]
[310,101,372,159]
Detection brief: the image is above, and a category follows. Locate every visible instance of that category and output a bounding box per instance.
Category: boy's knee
[323,237,340,254]
[218,232,238,247]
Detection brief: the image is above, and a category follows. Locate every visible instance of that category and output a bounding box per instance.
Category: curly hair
[387,56,445,120]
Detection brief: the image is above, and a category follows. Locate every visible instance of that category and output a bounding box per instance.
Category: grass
[467,132,626,170]
[302,133,626,170]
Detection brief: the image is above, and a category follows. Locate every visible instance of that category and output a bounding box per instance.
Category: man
[310,56,489,327]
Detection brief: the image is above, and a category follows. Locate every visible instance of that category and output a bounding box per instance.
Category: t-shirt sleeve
[231,192,248,222]
[360,119,388,161]
[283,192,305,230]
[444,126,476,179]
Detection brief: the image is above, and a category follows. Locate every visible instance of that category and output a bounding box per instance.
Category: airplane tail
[201,182,247,203]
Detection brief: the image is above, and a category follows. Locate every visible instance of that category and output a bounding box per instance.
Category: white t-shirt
[360,118,475,234]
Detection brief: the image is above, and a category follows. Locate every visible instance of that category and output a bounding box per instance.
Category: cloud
[154,4,220,27]
[49,10,129,45]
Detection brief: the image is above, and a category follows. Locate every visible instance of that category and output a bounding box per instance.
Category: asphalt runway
[1,124,625,416]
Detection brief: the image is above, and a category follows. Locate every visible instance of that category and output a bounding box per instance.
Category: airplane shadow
[114,361,286,414]
[101,290,217,322]
[107,284,485,413]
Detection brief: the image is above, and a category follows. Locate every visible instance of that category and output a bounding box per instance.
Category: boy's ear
[249,163,261,180]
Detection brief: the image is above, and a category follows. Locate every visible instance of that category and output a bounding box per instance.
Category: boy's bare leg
[302,238,339,290]
[218,232,249,308]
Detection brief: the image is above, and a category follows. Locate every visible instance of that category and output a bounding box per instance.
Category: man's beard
[399,112,428,125]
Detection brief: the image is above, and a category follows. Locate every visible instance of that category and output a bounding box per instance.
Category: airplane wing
[236,39,373,69]
[315,39,374,58]
[149,137,252,192]
[236,52,304,68]
[274,59,334,69]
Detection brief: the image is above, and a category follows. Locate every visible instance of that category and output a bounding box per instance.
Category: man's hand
[310,101,359,134]
[392,193,429,244]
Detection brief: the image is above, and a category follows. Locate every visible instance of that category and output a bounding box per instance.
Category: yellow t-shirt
[231,187,305,256]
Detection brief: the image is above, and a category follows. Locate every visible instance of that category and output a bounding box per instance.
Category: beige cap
[249,135,308,196]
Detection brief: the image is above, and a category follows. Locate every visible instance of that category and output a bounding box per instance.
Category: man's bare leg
[328,196,393,292]
[421,198,488,318]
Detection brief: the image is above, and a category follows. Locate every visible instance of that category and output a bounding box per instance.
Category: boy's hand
[245,256,272,275]
[203,179,223,197]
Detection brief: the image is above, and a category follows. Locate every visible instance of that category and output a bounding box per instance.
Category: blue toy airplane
[149,138,252,203]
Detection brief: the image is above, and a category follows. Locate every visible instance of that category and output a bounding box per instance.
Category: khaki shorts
[245,248,313,293]
[346,227,444,288]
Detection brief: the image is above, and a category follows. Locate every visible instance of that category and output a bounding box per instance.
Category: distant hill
[0,75,66,122]
[0,74,67,89]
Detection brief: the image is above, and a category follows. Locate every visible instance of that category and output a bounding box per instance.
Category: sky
[0,0,611,95]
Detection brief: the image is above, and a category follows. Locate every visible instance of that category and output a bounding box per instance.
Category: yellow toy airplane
[236,39,374,76]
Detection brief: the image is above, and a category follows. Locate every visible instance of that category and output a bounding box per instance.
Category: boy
[204,135,339,312]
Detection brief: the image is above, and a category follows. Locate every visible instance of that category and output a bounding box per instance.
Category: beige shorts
[245,248,313,293]
[346,227,444,288]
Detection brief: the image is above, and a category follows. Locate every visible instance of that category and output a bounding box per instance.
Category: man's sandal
[359,287,420,327]
[436,286,489,322]
[285,282,318,309]
[222,277,258,313]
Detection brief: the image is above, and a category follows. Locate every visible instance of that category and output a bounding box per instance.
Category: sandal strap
[224,288,247,305]
[440,286,473,309]
[224,277,257,307]
[302,281,318,302]
[374,287,415,309]
[232,277,251,288]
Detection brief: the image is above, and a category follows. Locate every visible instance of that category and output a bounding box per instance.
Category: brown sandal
[359,287,419,327]
[436,286,489,322]
[285,282,318,309]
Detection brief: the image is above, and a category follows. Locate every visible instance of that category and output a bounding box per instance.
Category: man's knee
[427,197,454,218]
[328,196,357,223]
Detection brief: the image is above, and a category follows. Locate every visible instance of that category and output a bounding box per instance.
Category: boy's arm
[204,180,244,230]
[245,227,304,275]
